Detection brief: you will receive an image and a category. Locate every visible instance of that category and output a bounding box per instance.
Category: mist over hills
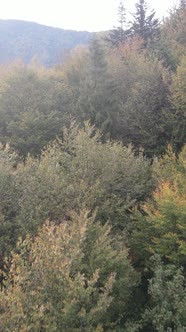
[0,19,94,66]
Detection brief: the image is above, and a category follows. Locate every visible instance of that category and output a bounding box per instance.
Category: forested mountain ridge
[0,19,94,66]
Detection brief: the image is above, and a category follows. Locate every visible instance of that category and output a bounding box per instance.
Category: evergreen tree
[157,0,186,69]
[170,55,186,153]
[129,0,160,47]
[179,0,186,10]
[108,44,171,157]
[77,39,120,138]
[142,256,186,331]
[107,1,127,47]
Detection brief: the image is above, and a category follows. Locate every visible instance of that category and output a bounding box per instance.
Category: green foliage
[150,1,186,71]
[107,1,128,47]
[129,0,160,47]
[142,256,186,332]
[16,122,152,233]
[0,145,21,256]
[151,28,178,71]
[69,36,172,157]
[107,43,171,157]
[131,145,186,268]
[0,122,152,276]
[170,56,186,152]
[0,211,138,331]
[0,6,186,329]
[76,39,120,139]
[0,64,72,157]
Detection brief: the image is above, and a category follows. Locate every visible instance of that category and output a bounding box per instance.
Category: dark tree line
[108,0,160,48]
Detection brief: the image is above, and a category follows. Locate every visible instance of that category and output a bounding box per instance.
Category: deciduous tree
[131,145,186,268]
[0,211,138,331]
[0,64,71,157]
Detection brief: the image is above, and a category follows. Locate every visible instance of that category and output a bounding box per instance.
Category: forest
[0,19,93,66]
[0,0,186,331]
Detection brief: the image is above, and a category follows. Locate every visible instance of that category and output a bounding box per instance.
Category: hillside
[0,2,186,331]
[0,19,94,66]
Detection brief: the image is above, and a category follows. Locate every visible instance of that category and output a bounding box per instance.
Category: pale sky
[0,0,178,32]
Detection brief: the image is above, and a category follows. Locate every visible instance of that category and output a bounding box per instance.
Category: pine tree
[129,0,160,47]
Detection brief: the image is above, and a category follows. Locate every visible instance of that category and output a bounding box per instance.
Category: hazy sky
[0,0,178,32]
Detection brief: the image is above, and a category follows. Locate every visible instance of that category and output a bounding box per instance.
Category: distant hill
[0,19,94,66]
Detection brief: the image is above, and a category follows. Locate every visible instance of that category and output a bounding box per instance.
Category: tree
[129,0,160,47]
[142,256,186,331]
[0,64,71,157]
[60,46,89,105]
[77,39,120,139]
[17,122,152,230]
[0,122,153,270]
[0,123,152,331]
[179,0,186,11]
[158,2,186,68]
[131,145,186,268]
[170,55,186,153]
[107,43,171,157]
[0,211,138,331]
[0,145,21,257]
[60,32,175,158]
[107,1,128,47]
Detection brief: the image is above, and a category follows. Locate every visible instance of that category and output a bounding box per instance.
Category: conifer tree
[154,0,186,70]
[108,1,127,47]
[170,55,186,153]
[77,39,120,138]
[179,0,186,10]
[142,256,186,331]
[129,0,160,47]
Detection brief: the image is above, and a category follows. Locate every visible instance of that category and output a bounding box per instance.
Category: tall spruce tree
[179,0,186,10]
[77,39,120,138]
[154,0,186,70]
[129,0,160,47]
[107,1,127,47]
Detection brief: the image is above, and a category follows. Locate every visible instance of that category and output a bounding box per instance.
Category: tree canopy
[0,2,186,330]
